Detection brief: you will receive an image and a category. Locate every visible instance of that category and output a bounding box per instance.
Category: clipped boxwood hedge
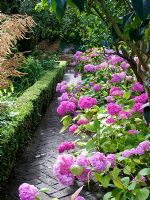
[0,61,66,185]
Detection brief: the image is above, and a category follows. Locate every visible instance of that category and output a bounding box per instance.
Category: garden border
[0,61,66,185]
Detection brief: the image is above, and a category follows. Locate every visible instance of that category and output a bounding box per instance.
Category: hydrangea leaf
[70,165,84,176]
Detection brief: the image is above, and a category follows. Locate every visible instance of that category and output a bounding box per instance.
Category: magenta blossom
[131,82,144,93]
[84,64,98,72]
[106,117,115,124]
[110,86,123,97]
[69,124,78,134]
[77,119,89,125]
[120,62,129,71]
[118,110,132,119]
[93,84,101,92]
[106,96,115,103]
[132,103,143,113]
[106,154,116,168]
[76,154,90,168]
[78,96,97,109]
[57,101,76,116]
[99,61,108,69]
[90,152,107,172]
[56,81,67,93]
[53,154,75,186]
[133,93,148,104]
[122,140,150,157]
[58,141,75,153]
[19,183,39,200]
[128,130,139,135]
[107,103,122,116]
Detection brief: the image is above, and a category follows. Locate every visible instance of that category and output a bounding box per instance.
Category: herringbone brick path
[1,70,103,200]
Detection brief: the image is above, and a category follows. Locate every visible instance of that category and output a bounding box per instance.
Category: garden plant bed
[0,61,66,186]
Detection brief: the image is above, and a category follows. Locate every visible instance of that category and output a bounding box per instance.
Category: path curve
[1,69,103,200]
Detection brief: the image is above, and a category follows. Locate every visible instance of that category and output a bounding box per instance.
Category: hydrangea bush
[54,48,150,200]
[18,48,150,200]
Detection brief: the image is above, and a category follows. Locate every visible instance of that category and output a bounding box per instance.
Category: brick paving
[0,69,103,200]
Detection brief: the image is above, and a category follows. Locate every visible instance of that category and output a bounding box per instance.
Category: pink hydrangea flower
[77,119,89,125]
[132,103,143,113]
[57,101,76,116]
[118,110,132,119]
[106,96,115,103]
[19,183,39,200]
[133,93,148,104]
[111,74,121,83]
[99,61,108,69]
[78,96,97,109]
[56,81,67,93]
[70,61,77,67]
[128,130,139,135]
[120,62,129,70]
[58,141,75,153]
[73,51,83,61]
[131,82,144,93]
[122,140,150,157]
[106,117,115,124]
[107,103,122,116]
[106,154,116,168]
[93,84,101,92]
[58,92,69,102]
[76,154,90,168]
[108,55,124,65]
[90,152,107,172]
[110,86,123,97]
[53,154,75,186]
[84,64,98,72]
[69,124,78,134]
[119,72,126,79]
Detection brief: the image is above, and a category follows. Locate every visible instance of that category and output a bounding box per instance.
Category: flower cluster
[107,103,122,116]
[108,55,124,65]
[53,152,116,186]
[109,86,123,97]
[56,81,67,93]
[53,154,75,186]
[133,93,148,104]
[57,101,76,116]
[77,118,89,125]
[78,96,97,109]
[93,84,101,92]
[69,124,78,134]
[131,82,144,93]
[84,64,98,72]
[58,141,75,153]
[122,140,150,157]
[19,183,39,200]
[90,152,116,172]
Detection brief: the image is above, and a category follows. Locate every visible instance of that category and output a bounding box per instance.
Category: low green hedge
[0,61,66,185]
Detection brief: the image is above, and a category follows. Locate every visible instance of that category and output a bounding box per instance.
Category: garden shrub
[53,49,150,200]
[0,61,66,185]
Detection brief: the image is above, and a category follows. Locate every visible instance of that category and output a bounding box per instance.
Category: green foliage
[13,55,58,93]
[0,61,66,185]
[131,0,150,20]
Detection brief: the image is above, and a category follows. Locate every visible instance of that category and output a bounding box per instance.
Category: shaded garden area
[0,1,150,200]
